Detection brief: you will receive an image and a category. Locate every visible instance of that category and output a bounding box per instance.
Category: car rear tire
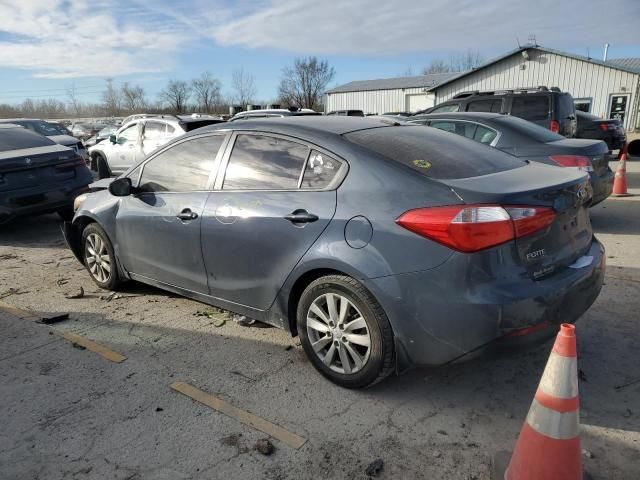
[297,275,394,388]
[96,154,111,179]
[82,223,121,290]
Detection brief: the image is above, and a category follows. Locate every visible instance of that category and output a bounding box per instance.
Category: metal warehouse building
[326,45,640,130]
[325,72,456,115]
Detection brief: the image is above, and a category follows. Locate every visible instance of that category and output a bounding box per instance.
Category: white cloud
[0,0,639,79]
[210,0,640,54]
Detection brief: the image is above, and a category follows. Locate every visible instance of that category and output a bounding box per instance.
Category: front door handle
[177,209,198,221]
[284,209,318,224]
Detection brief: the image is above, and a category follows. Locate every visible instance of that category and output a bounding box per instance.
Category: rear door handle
[284,210,318,224]
[177,209,198,221]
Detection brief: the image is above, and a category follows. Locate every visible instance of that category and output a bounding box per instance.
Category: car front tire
[95,154,111,179]
[297,275,395,389]
[82,223,121,290]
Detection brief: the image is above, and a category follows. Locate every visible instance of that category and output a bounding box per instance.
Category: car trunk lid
[441,162,593,279]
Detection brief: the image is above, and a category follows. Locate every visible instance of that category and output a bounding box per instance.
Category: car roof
[199,115,400,137]
[410,112,504,120]
[0,123,24,129]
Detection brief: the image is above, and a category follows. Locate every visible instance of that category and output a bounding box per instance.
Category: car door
[108,122,141,173]
[201,133,343,310]
[115,133,228,293]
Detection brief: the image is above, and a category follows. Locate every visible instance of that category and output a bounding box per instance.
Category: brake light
[598,123,609,132]
[55,155,86,169]
[396,205,556,253]
[550,120,560,133]
[549,155,593,172]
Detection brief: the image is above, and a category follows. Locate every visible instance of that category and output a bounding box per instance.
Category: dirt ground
[1,161,639,480]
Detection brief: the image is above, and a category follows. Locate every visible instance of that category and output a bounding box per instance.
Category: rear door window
[345,126,523,179]
[467,99,502,113]
[139,136,224,192]
[510,96,550,121]
[223,134,309,190]
[429,121,457,134]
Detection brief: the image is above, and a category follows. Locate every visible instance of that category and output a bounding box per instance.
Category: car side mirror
[109,134,117,144]
[109,177,133,197]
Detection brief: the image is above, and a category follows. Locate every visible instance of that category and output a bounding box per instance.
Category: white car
[88,114,224,178]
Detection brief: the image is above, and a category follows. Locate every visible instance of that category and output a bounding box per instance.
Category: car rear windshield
[0,128,56,152]
[494,115,564,143]
[510,95,550,121]
[557,94,576,120]
[344,126,525,179]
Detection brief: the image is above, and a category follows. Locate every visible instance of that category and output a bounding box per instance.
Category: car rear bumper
[366,238,605,368]
[0,178,90,224]
[590,169,614,206]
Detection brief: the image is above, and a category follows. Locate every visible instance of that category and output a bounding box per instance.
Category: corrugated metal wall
[434,50,640,130]
[325,88,436,114]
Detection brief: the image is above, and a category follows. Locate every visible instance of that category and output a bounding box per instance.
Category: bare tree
[102,79,122,116]
[192,72,222,113]
[231,68,256,108]
[422,50,484,75]
[66,83,82,116]
[277,57,335,111]
[121,82,147,112]
[159,80,191,113]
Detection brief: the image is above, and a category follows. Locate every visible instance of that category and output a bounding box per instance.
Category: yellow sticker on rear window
[413,159,432,169]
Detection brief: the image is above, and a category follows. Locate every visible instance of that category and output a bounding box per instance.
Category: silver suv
[89,114,224,178]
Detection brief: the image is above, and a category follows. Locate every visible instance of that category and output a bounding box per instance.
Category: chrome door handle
[284,210,318,224]
[177,209,198,221]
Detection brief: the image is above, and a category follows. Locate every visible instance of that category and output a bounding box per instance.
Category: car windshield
[345,125,524,179]
[0,128,56,152]
[495,115,564,142]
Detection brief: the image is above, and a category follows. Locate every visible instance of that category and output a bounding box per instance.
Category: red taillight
[550,120,560,133]
[598,123,609,132]
[549,155,593,172]
[396,204,556,253]
[55,155,86,169]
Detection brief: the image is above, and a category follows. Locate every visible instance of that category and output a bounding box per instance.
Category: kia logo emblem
[576,187,587,199]
[25,157,32,165]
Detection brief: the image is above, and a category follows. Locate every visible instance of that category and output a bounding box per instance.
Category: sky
[0,0,639,105]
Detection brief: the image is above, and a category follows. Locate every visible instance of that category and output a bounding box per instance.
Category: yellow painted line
[0,300,41,321]
[62,332,127,363]
[170,381,307,449]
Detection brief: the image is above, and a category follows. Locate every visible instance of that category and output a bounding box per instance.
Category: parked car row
[62,116,605,388]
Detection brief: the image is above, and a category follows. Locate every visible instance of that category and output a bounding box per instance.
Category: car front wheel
[297,275,394,388]
[82,223,120,290]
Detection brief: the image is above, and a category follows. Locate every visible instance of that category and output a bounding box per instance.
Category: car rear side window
[301,150,344,189]
[510,96,549,121]
[431,104,460,113]
[467,99,502,113]
[223,134,309,190]
[494,116,564,143]
[138,136,224,192]
[0,128,56,152]
[345,126,523,179]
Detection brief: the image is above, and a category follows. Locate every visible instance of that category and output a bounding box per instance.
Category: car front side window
[118,124,138,143]
[138,136,224,193]
[222,134,309,190]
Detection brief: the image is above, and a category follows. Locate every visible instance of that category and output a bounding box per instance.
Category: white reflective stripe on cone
[526,399,580,440]
[538,352,578,399]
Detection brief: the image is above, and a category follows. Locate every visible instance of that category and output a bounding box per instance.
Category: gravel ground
[1,160,639,480]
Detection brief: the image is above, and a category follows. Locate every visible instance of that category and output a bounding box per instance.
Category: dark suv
[420,87,577,137]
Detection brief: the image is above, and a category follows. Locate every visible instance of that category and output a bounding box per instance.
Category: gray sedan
[406,112,614,205]
[63,117,604,388]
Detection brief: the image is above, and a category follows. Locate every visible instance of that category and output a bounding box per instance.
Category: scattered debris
[230,370,256,382]
[213,318,226,327]
[254,438,274,456]
[432,450,442,458]
[155,407,164,412]
[101,292,117,301]
[578,369,588,382]
[582,449,594,459]
[0,253,19,260]
[0,288,28,299]
[365,459,384,477]
[56,278,70,286]
[284,345,293,351]
[39,313,69,324]
[64,286,84,299]
[437,429,448,435]
[71,342,86,350]
[233,315,255,327]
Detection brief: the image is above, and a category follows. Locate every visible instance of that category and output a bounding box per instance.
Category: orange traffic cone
[612,151,631,196]
[493,324,586,480]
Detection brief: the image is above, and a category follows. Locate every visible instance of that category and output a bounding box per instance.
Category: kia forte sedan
[63,117,605,388]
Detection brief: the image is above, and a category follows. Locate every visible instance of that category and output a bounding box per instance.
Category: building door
[608,94,630,128]
[406,93,430,112]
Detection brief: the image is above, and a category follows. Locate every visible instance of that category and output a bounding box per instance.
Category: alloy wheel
[306,293,371,374]
[85,233,112,283]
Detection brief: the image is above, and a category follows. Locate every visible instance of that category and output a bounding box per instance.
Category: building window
[574,98,592,113]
